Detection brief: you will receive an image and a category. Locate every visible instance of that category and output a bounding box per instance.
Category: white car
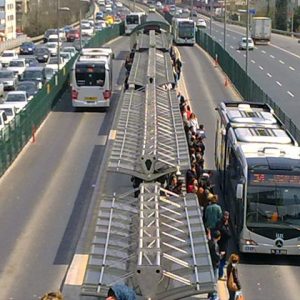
[59,52,72,62]
[61,46,77,57]
[115,2,123,8]
[149,5,156,13]
[46,42,59,56]
[7,59,27,77]
[156,1,162,9]
[0,110,8,130]
[239,37,254,50]
[197,18,207,28]
[47,34,62,46]
[0,103,18,121]
[0,50,18,67]
[81,24,94,37]
[4,91,29,110]
[45,56,65,71]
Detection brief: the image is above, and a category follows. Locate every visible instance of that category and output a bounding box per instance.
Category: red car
[66,29,80,42]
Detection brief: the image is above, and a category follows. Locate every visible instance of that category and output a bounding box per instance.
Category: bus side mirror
[236,184,243,199]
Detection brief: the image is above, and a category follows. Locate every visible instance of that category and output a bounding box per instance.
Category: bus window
[75,64,106,87]
[126,15,139,25]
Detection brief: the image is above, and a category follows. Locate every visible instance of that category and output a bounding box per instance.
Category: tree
[275,0,288,31]
[293,7,300,32]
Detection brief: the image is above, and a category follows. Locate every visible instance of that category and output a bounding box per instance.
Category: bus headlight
[243,239,258,246]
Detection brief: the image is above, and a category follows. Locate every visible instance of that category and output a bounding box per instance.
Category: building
[16,0,29,33]
[0,0,16,40]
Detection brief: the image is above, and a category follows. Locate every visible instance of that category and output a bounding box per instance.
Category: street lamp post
[223,0,227,49]
[245,0,249,75]
[57,0,70,72]
[80,0,91,51]
[210,0,213,35]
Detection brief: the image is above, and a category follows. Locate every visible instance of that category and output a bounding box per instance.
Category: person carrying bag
[227,254,242,300]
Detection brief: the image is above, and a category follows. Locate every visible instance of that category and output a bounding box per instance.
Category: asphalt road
[198,15,300,129]
[178,42,300,300]
[0,35,129,300]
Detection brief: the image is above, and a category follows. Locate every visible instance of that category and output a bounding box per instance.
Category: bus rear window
[75,64,106,87]
[126,15,139,25]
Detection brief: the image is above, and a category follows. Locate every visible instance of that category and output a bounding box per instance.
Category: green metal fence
[0,23,125,177]
[196,30,300,144]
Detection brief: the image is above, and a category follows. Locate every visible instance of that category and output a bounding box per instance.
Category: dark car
[66,29,80,42]
[24,57,39,67]
[16,81,39,98]
[19,41,36,55]
[21,67,48,89]
[34,47,50,63]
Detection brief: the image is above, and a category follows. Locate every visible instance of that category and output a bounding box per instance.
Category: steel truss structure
[81,183,215,299]
[135,30,171,52]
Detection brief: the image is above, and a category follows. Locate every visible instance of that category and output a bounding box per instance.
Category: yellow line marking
[64,254,89,285]
[109,129,117,140]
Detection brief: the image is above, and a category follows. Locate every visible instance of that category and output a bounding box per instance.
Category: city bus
[71,48,113,109]
[125,12,147,35]
[172,18,196,45]
[215,102,300,255]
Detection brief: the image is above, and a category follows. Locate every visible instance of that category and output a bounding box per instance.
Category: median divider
[0,23,125,177]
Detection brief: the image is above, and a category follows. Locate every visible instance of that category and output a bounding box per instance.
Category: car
[21,67,48,88]
[156,1,162,9]
[19,41,36,55]
[16,81,39,99]
[45,56,65,71]
[197,18,207,28]
[45,42,58,56]
[0,70,18,91]
[34,47,51,63]
[44,67,56,81]
[61,46,77,57]
[43,28,57,43]
[95,20,107,31]
[66,29,80,42]
[47,34,62,46]
[7,59,27,78]
[0,104,18,121]
[59,52,72,62]
[4,91,29,110]
[63,25,73,34]
[239,37,254,50]
[0,110,9,129]
[0,82,4,98]
[96,11,104,20]
[149,5,156,12]
[0,50,18,67]
[24,57,39,67]
[81,24,94,37]
[115,2,123,8]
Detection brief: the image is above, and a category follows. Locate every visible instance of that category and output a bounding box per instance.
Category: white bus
[71,48,113,109]
[125,12,146,35]
[215,102,300,255]
[172,18,196,45]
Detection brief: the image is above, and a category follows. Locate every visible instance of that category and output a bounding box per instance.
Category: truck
[250,17,271,45]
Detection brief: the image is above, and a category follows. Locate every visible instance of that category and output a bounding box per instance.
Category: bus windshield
[126,15,139,25]
[75,63,106,87]
[178,22,194,39]
[246,185,300,229]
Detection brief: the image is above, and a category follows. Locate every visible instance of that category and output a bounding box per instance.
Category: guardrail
[0,22,125,177]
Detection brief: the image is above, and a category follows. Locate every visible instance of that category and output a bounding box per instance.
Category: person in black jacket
[217,211,232,280]
[227,254,242,300]
[208,230,221,299]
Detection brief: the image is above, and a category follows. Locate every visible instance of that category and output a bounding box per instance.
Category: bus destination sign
[250,173,300,186]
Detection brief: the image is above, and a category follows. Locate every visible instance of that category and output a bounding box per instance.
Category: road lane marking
[270,55,275,58]
[230,45,234,49]
[65,254,89,285]
[267,73,272,78]
[109,130,116,140]
[261,50,266,54]
[279,60,285,64]
[251,59,255,64]
[243,54,246,57]
[287,91,295,98]
[271,43,300,59]
[289,66,295,71]
[237,50,240,53]
[276,81,282,86]
[259,66,264,70]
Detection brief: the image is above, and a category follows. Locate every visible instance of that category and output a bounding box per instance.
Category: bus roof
[127,11,146,16]
[81,48,112,57]
[174,18,194,22]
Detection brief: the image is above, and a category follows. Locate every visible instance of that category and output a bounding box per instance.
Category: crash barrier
[195,29,300,144]
[0,23,125,177]
[81,27,215,299]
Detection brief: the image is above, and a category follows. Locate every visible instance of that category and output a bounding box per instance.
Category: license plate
[271,249,287,255]
[84,96,97,101]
